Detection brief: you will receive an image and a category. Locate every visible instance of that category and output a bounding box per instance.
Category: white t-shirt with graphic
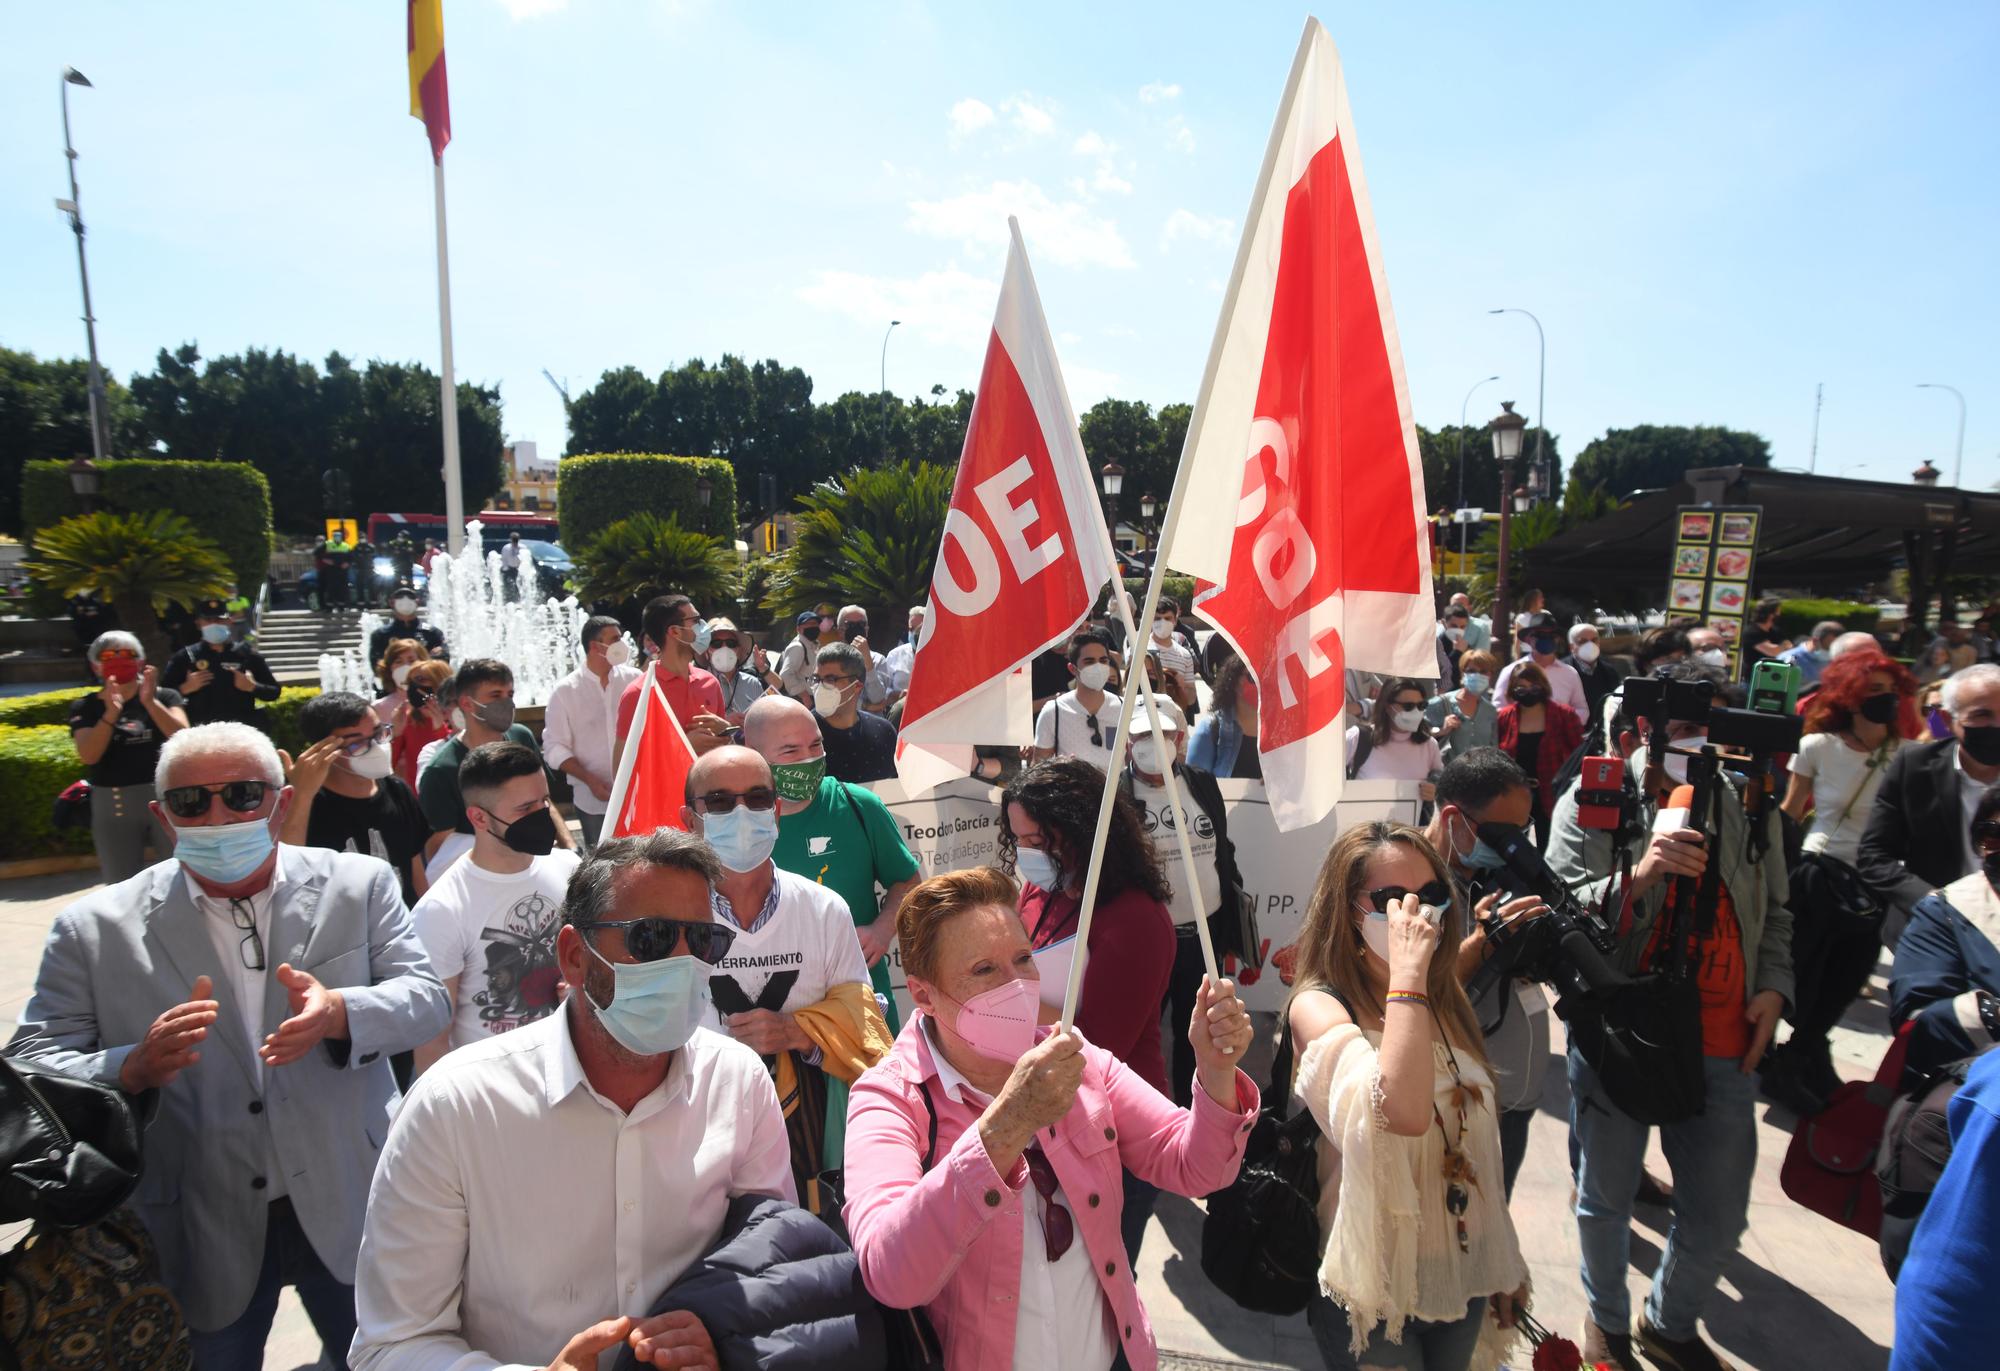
[706,868,871,1024]
[1128,773,1223,923]
[413,849,582,1049]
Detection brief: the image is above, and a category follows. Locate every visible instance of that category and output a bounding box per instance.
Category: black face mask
[1530,637,1557,656]
[1858,693,1899,726]
[489,804,558,856]
[1985,849,2000,889]
[800,624,821,642]
[1511,689,1547,706]
[1962,725,2000,768]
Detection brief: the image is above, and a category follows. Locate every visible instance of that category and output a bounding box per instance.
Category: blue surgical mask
[701,805,779,873]
[171,817,275,884]
[1014,845,1061,891]
[1450,816,1507,872]
[1462,672,1490,696]
[582,940,708,1056]
[685,619,713,655]
[201,624,232,645]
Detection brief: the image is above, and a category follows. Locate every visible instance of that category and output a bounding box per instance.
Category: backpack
[1779,1022,1913,1238]
[1344,730,1373,781]
[1875,1055,1974,1281]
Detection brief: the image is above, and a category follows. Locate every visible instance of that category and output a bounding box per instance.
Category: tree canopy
[1565,424,1772,503]
[0,347,144,536]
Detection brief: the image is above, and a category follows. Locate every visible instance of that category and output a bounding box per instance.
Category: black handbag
[1789,850,1886,934]
[1563,971,1707,1126]
[1199,1000,1326,1315]
[1,1054,145,1230]
[50,780,91,833]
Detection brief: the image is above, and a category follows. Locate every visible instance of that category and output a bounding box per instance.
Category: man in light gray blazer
[9,720,449,1371]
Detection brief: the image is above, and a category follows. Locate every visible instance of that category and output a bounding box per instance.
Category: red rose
[1532,1337,1583,1371]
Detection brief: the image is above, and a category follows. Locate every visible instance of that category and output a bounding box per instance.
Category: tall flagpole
[432,158,466,555]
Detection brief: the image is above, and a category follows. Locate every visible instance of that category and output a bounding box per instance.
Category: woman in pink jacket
[843,866,1258,1371]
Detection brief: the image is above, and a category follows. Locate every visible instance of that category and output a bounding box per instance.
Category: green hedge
[558,454,737,555]
[1774,599,1881,640]
[22,458,274,593]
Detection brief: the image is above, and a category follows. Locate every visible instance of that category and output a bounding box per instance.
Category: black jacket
[1858,737,1976,922]
[367,618,449,667]
[159,641,282,727]
[611,1195,884,1371]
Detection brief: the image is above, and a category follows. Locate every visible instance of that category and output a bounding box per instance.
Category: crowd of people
[17,574,2000,1371]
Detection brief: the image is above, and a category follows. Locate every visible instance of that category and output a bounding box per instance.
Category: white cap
[1128,706,1184,738]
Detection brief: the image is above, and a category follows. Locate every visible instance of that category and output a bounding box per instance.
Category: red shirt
[1020,883,1176,1096]
[615,665,725,744]
[1643,882,1752,1058]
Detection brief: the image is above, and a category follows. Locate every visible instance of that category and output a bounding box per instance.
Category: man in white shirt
[411,741,582,1073]
[541,614,640,850]
[1147,597,1201,701]
[351,828,794,1371]
[682,745,885,1200]
[1495,611,1589,719]
[882,605,925,708]
[775,611,823,701]
[1032,628,1124,770]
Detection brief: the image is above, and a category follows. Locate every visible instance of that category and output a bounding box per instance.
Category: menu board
[1668,506,1761,674]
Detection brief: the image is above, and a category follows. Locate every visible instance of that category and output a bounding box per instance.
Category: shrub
[0,725,94,860]
[26,510,236,663]
[557,454,737,554]
[1774,599,1881,641]
[574,514,735,609]
[764,463,953,627]
[22,458,274,592]
[0,687,94,730]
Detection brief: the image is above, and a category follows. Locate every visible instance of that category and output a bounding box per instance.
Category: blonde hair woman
[1287,821,1527,1370]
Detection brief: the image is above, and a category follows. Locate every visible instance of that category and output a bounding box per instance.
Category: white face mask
[391,662,414,687]
[1661,733,1706,785]
[1130,737,1170,776]
[1390,707,1424,734]
[1151,618,1172,641]
[603,641,632,667]
[1696,648,1728,669]
[1574,641,1600,664]
[1076,661,1112,692]
[709,646,739,675]
[813,681,849,715]
[1445,625,1465,642]
[345,740,394,781]
[392,597,418,617]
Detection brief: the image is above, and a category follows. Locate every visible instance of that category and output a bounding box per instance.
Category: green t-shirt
[418,724,542,834]
[772,776,921,1026]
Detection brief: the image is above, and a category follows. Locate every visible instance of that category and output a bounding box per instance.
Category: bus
[367,510,560,548]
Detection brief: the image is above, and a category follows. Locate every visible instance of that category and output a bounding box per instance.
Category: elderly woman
[843,867,1257,1371]
[68,629,189,882]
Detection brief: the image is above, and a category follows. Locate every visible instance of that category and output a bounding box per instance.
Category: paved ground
[2,867,1897,1370]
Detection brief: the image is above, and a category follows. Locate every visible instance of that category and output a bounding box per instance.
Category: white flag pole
[600,661,655,838]
[1056,24,1317,1032]
[431,157,466,556]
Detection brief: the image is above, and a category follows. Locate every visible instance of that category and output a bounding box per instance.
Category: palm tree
[575,513,736,609]
[768,462,953,623]
[27,510,234,662]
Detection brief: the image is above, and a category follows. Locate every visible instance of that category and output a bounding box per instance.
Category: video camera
[1464,820,1632,1014]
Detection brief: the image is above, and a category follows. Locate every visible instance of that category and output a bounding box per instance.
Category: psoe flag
[605,666,697,838]
[1164,18,1435,831]
[407,0,451,163]
[896,217,1115,792]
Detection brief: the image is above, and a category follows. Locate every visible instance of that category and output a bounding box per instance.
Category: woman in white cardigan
[1287,821,1528,1370]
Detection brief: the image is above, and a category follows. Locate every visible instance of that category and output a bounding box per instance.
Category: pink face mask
[937,976,1042,1064]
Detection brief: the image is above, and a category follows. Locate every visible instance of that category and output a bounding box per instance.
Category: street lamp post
[67,454,100,513]
[878,320,901,463]
[1139,491,1158,549]
[1100,462,1125,556]
[1490,308,1545,496]
[1488,402,1529,658]
[1916,383,1967,489]
[1456,374,1499,564]
[57,67,110,465]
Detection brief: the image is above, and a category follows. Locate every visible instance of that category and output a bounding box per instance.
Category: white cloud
[1094,166,1133,195]
[1002,94,1056,136]
[908,180,1135,269]
[797,267,998,348]
[948,98,996,139]
[1101,323,1138,338]
[493,0,570,16]
[1063,362,1123,404]
[1139,81,1182,104]
[1165,116,1196,153]
[1072,131,1112,158]
[1161,209,1233,251]
[1071,131,1133,196]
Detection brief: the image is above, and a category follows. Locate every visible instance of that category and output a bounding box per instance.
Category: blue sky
[4,2,1995,491]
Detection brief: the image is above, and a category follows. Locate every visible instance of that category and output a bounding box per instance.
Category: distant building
[495,441,558,513]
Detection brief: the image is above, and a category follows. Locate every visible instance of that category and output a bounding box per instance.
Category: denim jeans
[188,1199,356,1371]
[1569,1047,1756,1340]
[1307,1294,1486,1370]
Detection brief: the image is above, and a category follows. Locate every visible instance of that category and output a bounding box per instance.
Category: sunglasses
[97,648,140,662]
[709,638,742,651]
[1364,880,1454,914]
[162,781,271,819]
[1022,1146,1075,1262]
[693,787,778,815]
[336,724,394,756]
[586,917,737,966]
[1975,821,2000,845]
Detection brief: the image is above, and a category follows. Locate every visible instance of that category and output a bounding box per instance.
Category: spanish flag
[407,0,450,162]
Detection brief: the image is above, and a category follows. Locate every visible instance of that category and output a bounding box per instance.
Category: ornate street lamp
[1489,402,1528,657]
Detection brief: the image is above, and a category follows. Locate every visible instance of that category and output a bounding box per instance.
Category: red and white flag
[896,218,1116,792]
[1165,19,1435,831]
[603,664,698,837]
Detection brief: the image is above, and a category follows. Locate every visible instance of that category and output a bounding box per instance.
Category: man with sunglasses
[411,741,581,1074]
[683,745,888,1204]
[614,594,732,769]
[700,616,769,725]
[160,597,283,729]
[1030,627,1124,771]
[353,829,795,1371]
[11,721,448,1370]
[811,640,899,783]
[281,692,432,907]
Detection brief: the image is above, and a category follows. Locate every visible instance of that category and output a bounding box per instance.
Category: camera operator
[1423,747,1550,1198]
[1544,661,1795,1371]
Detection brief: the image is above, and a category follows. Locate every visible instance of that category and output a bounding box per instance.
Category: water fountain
[317,520,587,703]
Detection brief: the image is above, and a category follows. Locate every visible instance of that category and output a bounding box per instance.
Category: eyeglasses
[97,648,139,662]
[807,675,852,688]
[162,781,270,819]
[336,725,394,756]
[692,787,778,815]
[230,898,265,971]
[585,918,737,966]
[1022,1147,1075,1261]
[1365,880,1454,914]
[709,637,742,650]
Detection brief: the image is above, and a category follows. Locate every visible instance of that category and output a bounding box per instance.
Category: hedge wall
[1774,599,1881,641]
[0,686,320,862]
[558,454,737,554]
[22,458,274,592]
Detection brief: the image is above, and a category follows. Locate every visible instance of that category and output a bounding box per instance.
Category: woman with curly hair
[999,755,1176,1262]
[1770,649,1921,1113]
[1189,652,1261,778]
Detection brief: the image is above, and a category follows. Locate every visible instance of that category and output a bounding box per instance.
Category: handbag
[1789,850,1885,934]
[1779,1021,1913,1238]
[50,780,91,833]
[1,1208,192,1371]
[1564,970,1707,1126]
[1,1054,145,1230]
[1199,998,1326,1315]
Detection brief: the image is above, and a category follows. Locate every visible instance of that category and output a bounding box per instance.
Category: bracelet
[1385,989,1430,1008]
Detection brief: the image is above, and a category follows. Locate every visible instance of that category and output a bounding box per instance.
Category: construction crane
[541,369,571,407]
